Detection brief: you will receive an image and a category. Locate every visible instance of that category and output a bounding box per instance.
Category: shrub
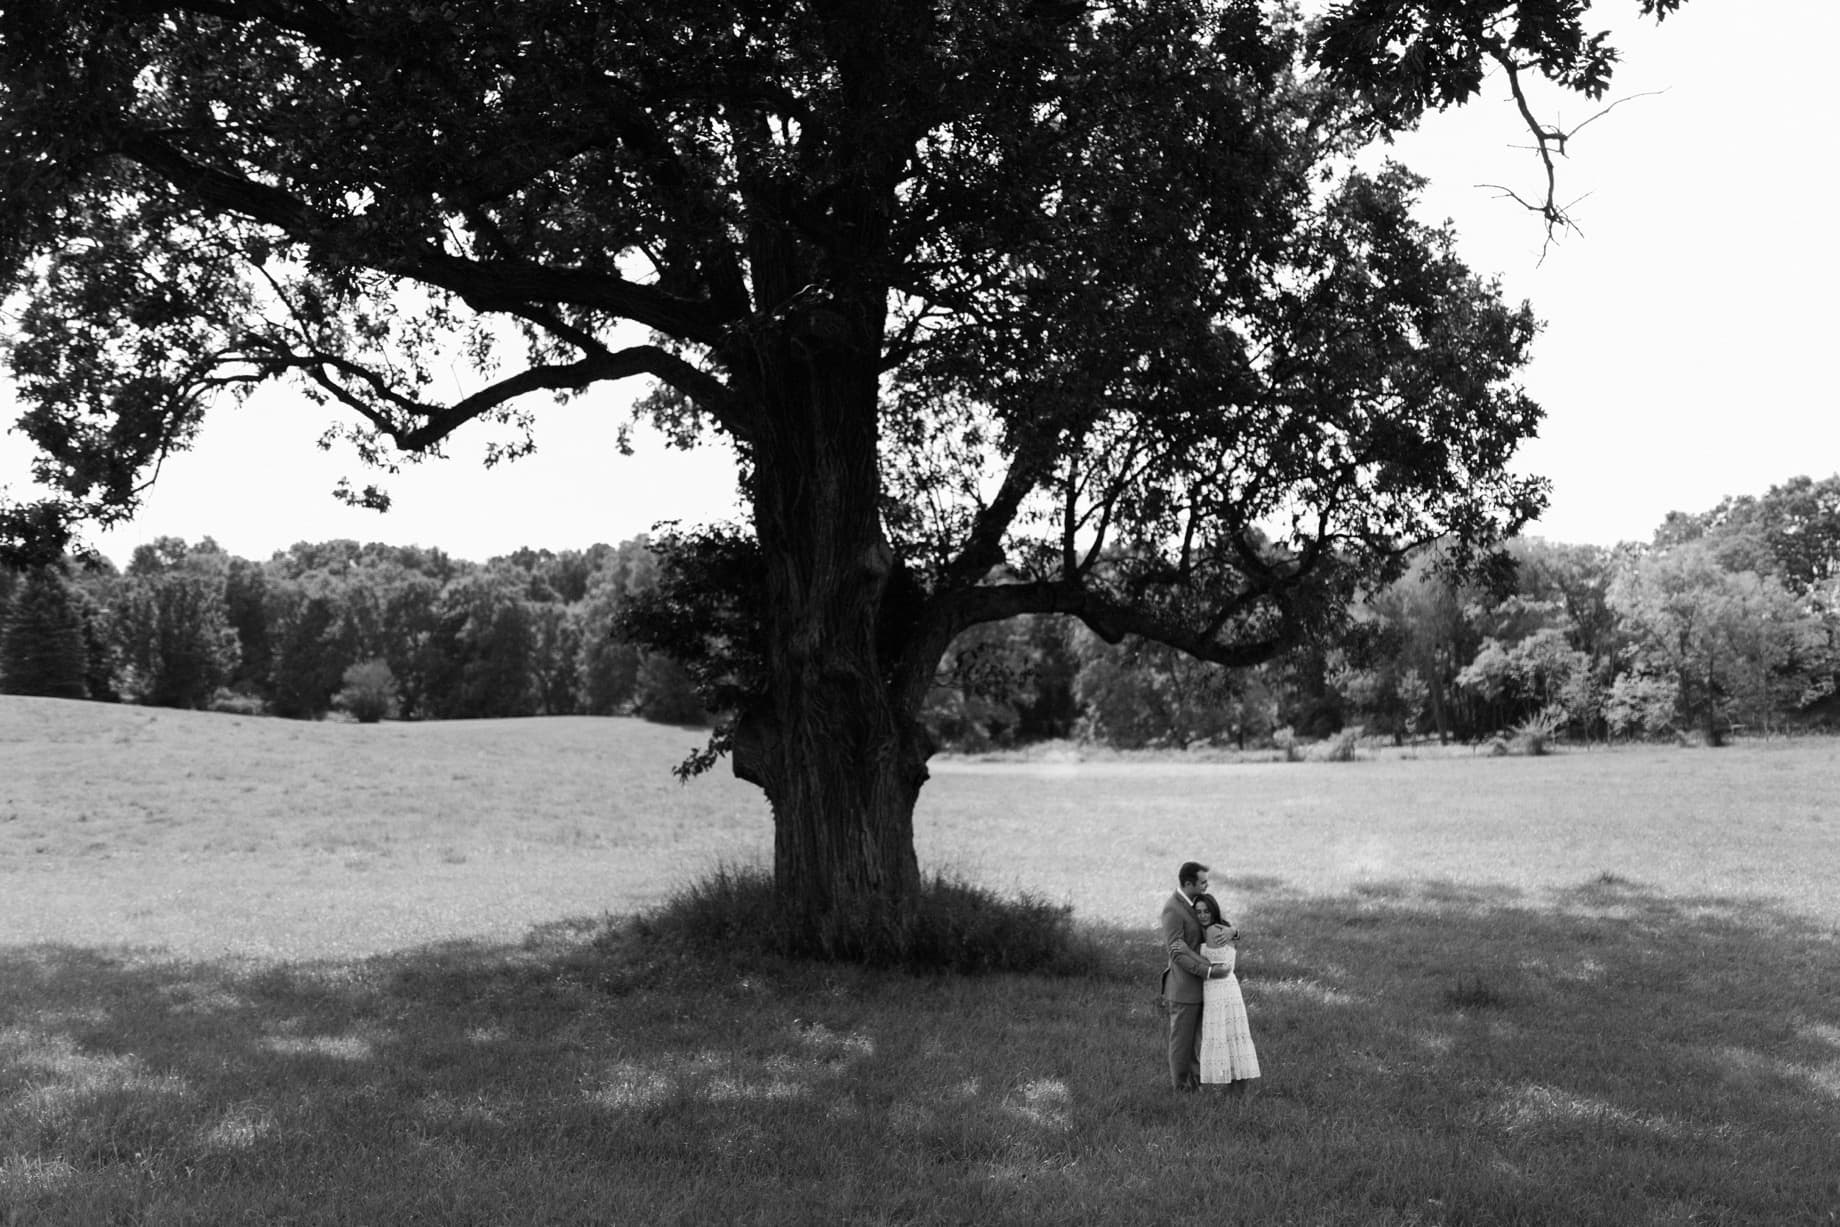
[1314,725,1363,762]
[633,864,1101,974]
[336,658,399,723]
[1271,725,1301,762]
[209,689,268,717]
[1605,673,1680,741]
[1512,706,1564,756]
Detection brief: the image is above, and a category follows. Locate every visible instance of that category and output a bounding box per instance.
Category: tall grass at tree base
[636,864,1104,973]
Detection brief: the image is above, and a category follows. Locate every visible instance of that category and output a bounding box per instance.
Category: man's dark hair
[1178,861,1208,888]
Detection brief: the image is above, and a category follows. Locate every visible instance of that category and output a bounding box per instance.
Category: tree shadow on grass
[2,878,1837,1226]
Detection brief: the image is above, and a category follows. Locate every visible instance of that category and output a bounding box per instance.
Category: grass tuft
[1512,707,1565,756]
[633,863,1104,975]
[1443,971,1511,1011]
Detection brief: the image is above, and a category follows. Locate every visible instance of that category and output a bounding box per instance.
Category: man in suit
[1160,860,1230,1091]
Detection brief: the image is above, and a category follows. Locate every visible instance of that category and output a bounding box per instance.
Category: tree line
[6,474,1839,750]
[0,535,701,726]
[935,475,1840,751]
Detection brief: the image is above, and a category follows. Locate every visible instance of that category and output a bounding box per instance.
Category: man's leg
[1166,1001,1201,1090]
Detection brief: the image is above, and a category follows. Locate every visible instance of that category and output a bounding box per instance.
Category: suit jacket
[1159,891,1212,1005]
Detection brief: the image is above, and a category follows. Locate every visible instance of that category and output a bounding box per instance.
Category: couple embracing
[1159,860,1261,1094]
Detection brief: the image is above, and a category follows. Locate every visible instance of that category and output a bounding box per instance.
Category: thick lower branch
[256,343,744,451]
[935,578,1302,670]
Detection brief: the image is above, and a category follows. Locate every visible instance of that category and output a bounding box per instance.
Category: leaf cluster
[1312,0,1688,127]
[611,523,766,775]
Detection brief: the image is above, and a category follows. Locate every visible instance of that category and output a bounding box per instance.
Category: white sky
[2,1,1834,568]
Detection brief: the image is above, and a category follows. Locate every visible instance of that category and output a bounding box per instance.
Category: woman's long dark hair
[1192,892,1231,929]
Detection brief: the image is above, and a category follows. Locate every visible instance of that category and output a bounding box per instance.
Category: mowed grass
[2,697,773,960]
[2,696,1838,1225]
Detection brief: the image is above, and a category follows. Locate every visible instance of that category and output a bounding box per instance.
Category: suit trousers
[1166,999,1201,1090]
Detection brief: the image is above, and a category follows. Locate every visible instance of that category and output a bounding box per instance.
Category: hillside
[1,697,771,960]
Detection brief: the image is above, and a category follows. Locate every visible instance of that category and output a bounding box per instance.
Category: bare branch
[1566,88,1669,142]
[1482,48,1667,257]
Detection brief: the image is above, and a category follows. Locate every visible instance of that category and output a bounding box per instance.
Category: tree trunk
[736,682,930,940]
[1704,655,1723,746]
[727,300,929,946]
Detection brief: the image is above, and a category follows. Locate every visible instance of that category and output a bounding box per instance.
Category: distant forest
[6,475,1840,752]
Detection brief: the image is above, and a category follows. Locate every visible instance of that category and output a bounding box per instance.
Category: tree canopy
[1,0,1690,946]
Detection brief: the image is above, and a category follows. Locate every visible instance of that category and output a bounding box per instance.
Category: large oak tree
[1,0,1685,943]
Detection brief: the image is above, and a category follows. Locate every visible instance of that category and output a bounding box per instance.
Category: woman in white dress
[1193,893,1260,1094]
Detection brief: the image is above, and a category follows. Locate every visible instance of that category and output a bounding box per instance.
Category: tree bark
[727,298,929,942]
[735,687,930,939]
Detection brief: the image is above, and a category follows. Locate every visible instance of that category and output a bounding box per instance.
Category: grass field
[3,696,1837,1225]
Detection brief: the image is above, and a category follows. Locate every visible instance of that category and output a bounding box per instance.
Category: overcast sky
[3,1,1834,568]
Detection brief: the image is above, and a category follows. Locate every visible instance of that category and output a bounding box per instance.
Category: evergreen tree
[0,567,88,699]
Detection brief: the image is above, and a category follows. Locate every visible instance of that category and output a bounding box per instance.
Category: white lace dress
[1199,931,1260,1084]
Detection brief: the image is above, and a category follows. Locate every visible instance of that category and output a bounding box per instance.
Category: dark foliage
[336,657,398,723]
[614,526,766,773]
[0,566,88,699]
[112,571,237,709]
[266,590,343,719]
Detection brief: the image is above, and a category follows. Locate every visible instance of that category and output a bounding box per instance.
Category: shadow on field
[2,877,1838,1225]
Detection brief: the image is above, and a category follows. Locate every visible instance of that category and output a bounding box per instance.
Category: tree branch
[938,430,1060,590]
[1482,47,1667,258]
[256,343,744,452]
[112,130,730,343]
[939,578,1300,670]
